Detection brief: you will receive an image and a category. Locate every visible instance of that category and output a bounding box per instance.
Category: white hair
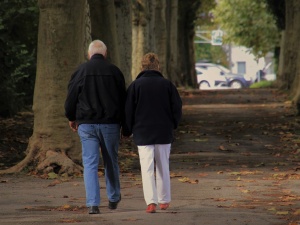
[88,40,107,58]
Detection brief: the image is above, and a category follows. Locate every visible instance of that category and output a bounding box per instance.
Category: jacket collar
[136,70,163,79]
[90,54,105,60]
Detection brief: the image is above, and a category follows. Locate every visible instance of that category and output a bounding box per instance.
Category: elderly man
[64,40,125,214]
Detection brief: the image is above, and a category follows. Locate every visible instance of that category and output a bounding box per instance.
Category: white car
[196,63,253,89]
[196,66,228,90]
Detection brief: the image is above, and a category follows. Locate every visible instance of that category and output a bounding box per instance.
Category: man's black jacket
[125,70,182,145]
[64,54,126,126]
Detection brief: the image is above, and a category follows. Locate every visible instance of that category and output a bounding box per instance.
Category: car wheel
[199,81,210,90]
[230,80,243,89]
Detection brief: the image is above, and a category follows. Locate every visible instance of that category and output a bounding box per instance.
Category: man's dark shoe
[88,206,100,214]
[108,194,121,209]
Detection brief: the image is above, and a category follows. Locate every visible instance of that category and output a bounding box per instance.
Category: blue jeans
[78,124,121,207]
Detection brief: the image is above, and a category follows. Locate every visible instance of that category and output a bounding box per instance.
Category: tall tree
[177,0,200,88]
[1,0,90,175]
[88,0,132,87]
[165,0,180,84]
[131,0,155,79]
[114,0,133,87]
[213,0,279,58]
[281,1,300,113]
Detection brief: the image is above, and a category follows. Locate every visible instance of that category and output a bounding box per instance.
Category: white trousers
[138,144,171,205]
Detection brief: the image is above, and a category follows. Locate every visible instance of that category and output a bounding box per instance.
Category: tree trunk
[88,0,120,66]
[0,0,90,175]
[131,0,155,79]
[277,30,285,88]
[153,0,167,76]
[114,0,132,87]
[165,0,180,85]
[88,0,132,87]
[177,0,200,88]
[282,0,300,114]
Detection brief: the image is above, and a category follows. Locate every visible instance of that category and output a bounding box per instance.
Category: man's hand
[69,121,78,132]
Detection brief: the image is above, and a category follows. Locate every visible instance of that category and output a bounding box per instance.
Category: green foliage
[0,0,38,117]
[194,0,228,65]
[212,0,280,58]
[195,43,228,66]
[250,80,275,88]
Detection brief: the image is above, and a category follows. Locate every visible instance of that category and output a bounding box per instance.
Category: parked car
[196,67,228,89]
[196,63,253,89]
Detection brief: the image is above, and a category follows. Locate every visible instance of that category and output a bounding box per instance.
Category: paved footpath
[0,89,300,225]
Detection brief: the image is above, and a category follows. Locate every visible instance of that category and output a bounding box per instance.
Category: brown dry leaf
[198,173,208,177]
[190,179,199,184]
[194,138,208,142]
[219,145,227,151]
[240,189,250,194]
[178,177,198,184]
[293,209,300,215]
[178,177,190,183]
[60,219,81,223]
[63,204,71,209]
[170,172,182,178]
[276,211,289,215]
[215,198,227,202]
[47,179,61,187]
[268,207,276,212]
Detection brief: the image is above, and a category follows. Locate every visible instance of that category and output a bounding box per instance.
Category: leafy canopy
[213,0,279,58]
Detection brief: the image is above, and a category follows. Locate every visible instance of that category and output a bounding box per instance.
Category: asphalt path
[0,88,299,225]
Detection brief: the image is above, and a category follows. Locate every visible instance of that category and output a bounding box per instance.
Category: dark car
[196,63,253,89]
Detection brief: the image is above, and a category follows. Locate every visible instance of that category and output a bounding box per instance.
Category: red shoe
[146,204,156,213]
[159,203,170,210]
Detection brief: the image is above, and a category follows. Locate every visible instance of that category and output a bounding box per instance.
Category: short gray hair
[88,40,107,57]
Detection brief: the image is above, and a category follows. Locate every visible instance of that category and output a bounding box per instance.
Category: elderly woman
[124,53,182,213]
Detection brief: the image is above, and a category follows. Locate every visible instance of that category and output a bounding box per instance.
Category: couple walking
[64,40,182,214]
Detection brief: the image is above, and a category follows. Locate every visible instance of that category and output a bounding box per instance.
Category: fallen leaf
[178,177,190,183]
[170,172,182,178]
[198,173,208,177]
[276,211,289,215]
[193,138,208,142]
[219,145,227,151]
[48,172,58,179]
[293,209,300,215]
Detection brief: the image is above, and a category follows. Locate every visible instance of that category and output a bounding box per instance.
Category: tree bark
[0,0,90,175]
[88,0,120,66]
[114,0,132,87]
[177,0,200,88]
[166,0,180,85]
[88,0,132,87]
[153,0,167,76]
[131,0,155,79]
[282,0,300,114]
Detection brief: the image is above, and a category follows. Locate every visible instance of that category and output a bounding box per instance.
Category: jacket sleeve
[64,70,81,121]
[116,68,131,136]
[170,83,182,129]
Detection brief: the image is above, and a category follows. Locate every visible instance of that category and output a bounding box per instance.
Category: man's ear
[104,50,107,58]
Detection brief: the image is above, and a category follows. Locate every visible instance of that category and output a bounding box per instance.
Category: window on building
[237,61,246,74]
